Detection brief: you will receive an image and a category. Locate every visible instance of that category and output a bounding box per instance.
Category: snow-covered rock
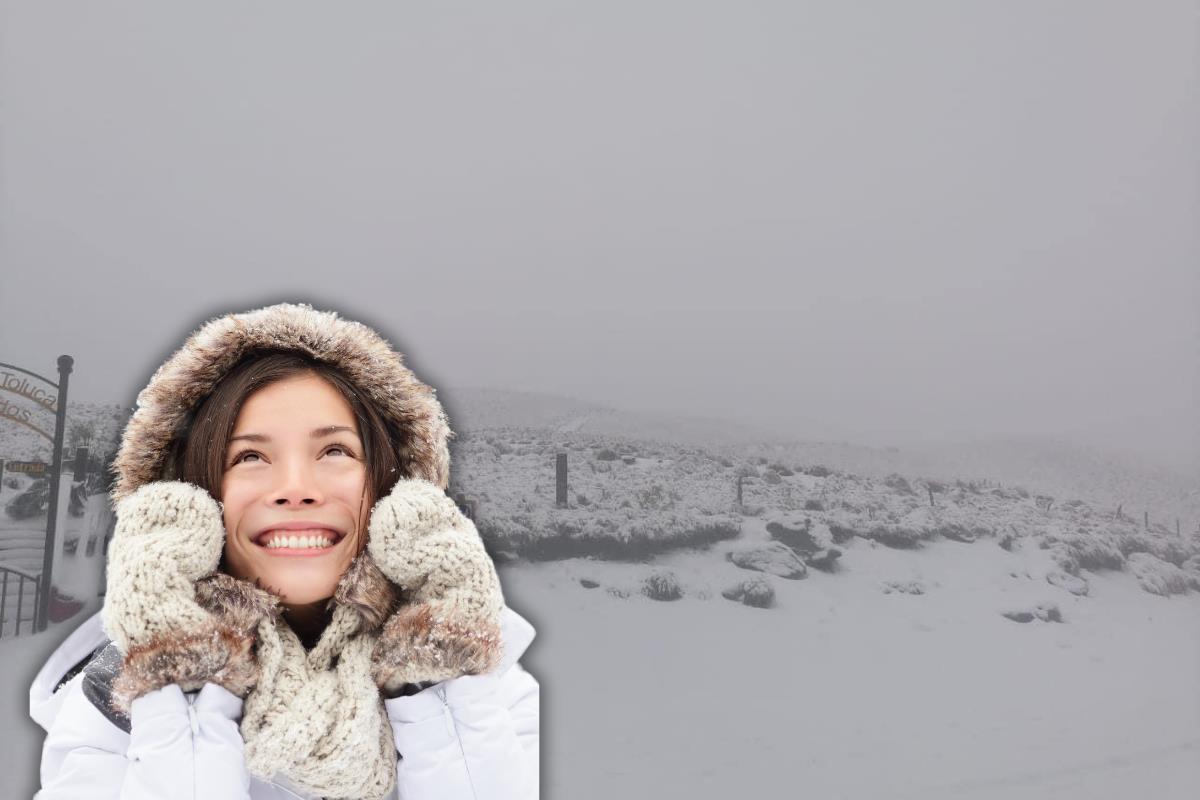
[1045,570,1089,596]
[721,577,775,608]
[804,548,842,573]
[726,542,807,579]
[881,580,924,595]
[1001,603,1063,623]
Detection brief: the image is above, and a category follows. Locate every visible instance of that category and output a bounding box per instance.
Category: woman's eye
[227,445,354,466]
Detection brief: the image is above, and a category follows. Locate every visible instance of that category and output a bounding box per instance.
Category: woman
[29,302,540,800]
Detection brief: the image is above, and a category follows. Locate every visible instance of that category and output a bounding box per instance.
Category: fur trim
[370,600,504,692]
[109,302,453,505]
[109,621,258,716]
[194,571,284,633]
[108,571,282,716]
[332,553,400,633]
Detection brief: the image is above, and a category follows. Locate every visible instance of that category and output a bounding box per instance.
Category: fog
[1,0,1196,471]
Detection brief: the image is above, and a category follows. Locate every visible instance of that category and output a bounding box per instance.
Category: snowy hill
[442,386,787,446]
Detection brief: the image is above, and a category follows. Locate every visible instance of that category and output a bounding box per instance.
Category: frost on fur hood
[107,301,458,636]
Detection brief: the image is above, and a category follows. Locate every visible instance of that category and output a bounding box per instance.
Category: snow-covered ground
[4,522,1198,798]
[500,530,1200,800]
[2,447,1197,798]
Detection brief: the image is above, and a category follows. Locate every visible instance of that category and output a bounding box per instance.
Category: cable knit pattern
[368,477,506,693]
[241,607,396,800]
[101,481,279,714]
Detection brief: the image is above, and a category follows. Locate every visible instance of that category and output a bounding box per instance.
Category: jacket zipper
[185,691,200,737]
[439,684,479,799]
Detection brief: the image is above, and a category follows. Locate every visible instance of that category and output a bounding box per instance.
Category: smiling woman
[28,303,540,800]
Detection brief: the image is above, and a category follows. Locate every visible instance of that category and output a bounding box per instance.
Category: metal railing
[0,564,41,639]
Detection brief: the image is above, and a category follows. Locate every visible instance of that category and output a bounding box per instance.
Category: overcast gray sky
[1,1,1196,471]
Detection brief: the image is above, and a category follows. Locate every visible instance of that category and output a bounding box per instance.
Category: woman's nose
[269,461,324,506]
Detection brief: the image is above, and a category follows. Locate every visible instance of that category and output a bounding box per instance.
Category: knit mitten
[365,477,506,695]
[101,480,281,715]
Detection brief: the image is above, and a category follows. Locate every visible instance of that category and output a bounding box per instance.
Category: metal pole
[36,355,72,632]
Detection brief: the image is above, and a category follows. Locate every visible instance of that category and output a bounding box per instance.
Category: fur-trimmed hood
[107,301,457,636]
[111,301,454,505]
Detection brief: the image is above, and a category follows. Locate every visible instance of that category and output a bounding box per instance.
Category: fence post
[556,453,568,508]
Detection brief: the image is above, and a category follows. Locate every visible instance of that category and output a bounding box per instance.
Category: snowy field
[501,529,1200,800]
[2,471,1198,798]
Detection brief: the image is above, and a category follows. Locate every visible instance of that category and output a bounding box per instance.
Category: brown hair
[166,349,405,557]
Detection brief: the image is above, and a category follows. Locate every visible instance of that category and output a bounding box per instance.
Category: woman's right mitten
[101,481,280,715]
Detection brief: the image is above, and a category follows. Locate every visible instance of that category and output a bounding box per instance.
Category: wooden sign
[5,460,46,475]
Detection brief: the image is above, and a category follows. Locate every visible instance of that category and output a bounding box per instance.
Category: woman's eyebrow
[229,425,360,443]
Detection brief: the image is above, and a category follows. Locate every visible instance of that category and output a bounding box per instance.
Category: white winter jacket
[29,606,540,799]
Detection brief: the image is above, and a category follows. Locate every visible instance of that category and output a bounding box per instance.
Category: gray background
[1,0,1195,471]
[2,1,1197,798]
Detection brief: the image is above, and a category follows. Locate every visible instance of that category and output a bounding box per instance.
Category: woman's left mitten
[101,481,279,714]
[366,478,506,694]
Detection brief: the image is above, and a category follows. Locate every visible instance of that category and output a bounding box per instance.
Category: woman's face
[220,372,368,605]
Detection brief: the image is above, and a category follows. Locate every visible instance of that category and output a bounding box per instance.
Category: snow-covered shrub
[595,448,619,461]
[883,473,915,495]
[1114,531,1196,567]
[763,469,782,485]
[1043,534,1125,573]
[642,571,683,601]
[636,481,680,511]
[1127,553,1198,596]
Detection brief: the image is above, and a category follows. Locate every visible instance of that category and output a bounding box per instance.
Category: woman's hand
[366,477,506,696]
[101,481,280,714]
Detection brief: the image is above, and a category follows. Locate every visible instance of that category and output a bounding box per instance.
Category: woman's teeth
[264,534,335,549]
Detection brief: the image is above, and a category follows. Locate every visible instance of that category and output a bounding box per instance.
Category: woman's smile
[255,527,347,555]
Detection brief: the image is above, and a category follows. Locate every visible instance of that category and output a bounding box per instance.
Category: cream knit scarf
[241,603,396,800]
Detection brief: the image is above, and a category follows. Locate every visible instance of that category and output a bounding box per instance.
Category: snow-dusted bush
[642,570,683,601]
[1114,531,1196,567]
[1041,534,1125,574]
[1126,553,1199,596]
